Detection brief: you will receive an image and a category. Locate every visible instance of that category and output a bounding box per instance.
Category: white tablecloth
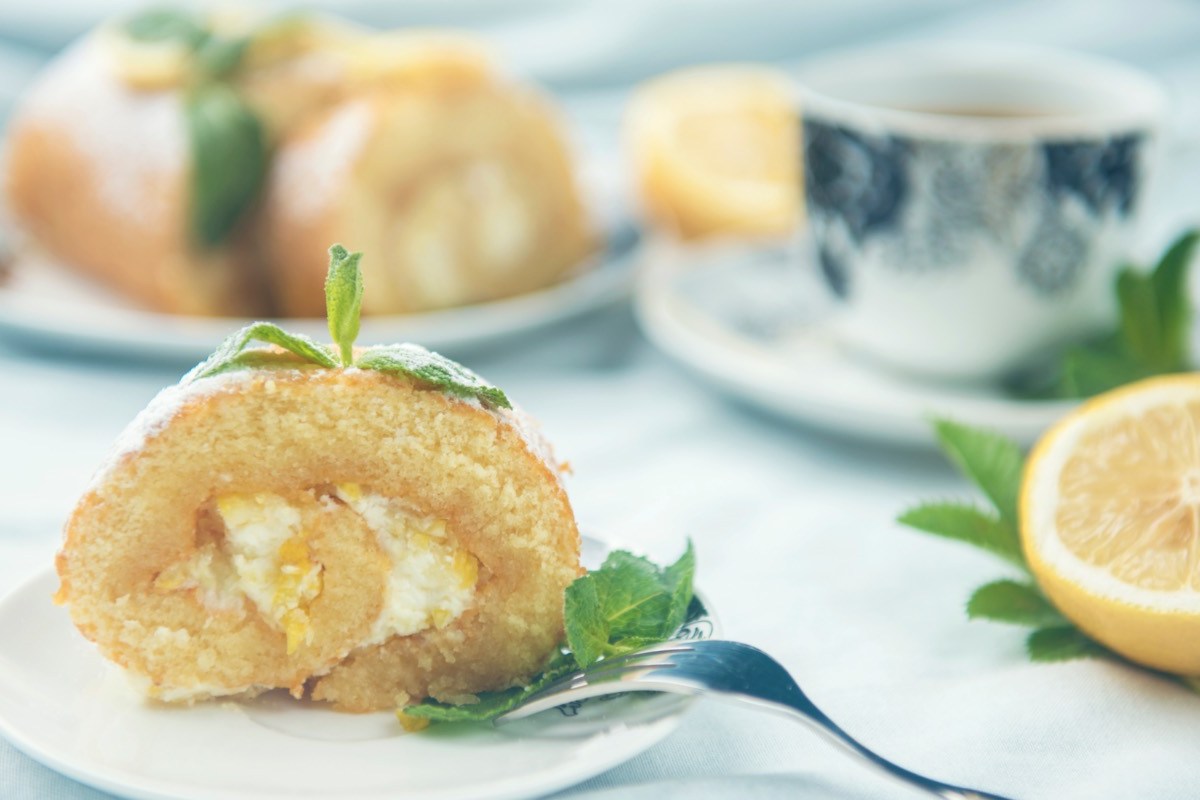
[6,1,1200,798]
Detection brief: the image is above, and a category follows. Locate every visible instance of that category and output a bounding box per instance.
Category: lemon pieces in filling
[217,493,324,655]
[153,488,479,658]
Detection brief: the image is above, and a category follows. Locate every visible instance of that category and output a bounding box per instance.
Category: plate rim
[0,226,641,362]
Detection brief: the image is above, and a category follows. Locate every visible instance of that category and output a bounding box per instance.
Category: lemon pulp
[1022,376,1200,673]
[625,65,800,239]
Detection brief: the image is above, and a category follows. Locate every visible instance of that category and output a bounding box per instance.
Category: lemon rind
[1023,374,1200,615]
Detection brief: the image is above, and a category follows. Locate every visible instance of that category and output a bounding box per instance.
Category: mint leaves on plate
[565,544,696,668]
[898,420,1103,663]
[1012,230,1199,399]
[186,244,512,409]
[402,542,698,723]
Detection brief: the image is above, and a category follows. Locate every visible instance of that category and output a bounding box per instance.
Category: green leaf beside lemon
[1014,229,1199,398]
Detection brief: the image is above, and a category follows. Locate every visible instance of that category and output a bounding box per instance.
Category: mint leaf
[122,8,249,79]
[931,419,1023,527]
[216,349,323,371]
[903,420,1115,672]
[121,9,265,246]
[1151,229,1199,369]
[1116,269,1163,367]
[1059,346,1154,398]
[565,557,671,667]
[598,552,680,643]
[1013,230,1199,399]
[403,690,526,723]
[403,652,578,723]
[325,245,364,366]
[565,545,695,667]
[186,321,336,381]
[355,345,510,409]
[663,541,696,632]
[967,580,1065,626]
[404,544,699,722]
[183,244,515,413]
[1027,626,1107,662]
[898,502,1026,571]
[122,7,208,47]
[562,575,610,668]
[185,83,267,247]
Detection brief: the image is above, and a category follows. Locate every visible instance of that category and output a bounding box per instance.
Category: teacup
[796,43,1167,381]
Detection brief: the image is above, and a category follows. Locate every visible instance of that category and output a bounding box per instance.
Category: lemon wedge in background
[625,65,800,240]
[1023,375,1200,674]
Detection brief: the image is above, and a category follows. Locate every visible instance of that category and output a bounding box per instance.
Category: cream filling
[334,484,477,645]
[153,488,478,661]
[125,670,267,704]
[218,494,324,655]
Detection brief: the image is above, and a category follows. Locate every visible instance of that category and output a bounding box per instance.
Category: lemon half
[1023,375,1200,673]
[625,65,800,240]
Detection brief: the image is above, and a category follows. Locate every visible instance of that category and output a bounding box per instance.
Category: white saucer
[0,226,639,363]
[0,537,715,800]
[635,238,1079,447]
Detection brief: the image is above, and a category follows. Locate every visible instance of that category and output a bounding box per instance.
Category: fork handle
[761,695,1011,800]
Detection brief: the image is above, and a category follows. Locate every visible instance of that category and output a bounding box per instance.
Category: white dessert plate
[635,237,1080,448]
[0,225,639,363]
[0,536,716,800]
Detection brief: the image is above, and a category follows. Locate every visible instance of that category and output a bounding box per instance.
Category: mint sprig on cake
[187,244,511,409]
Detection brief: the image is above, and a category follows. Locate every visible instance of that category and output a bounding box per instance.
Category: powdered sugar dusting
[496,404,564,486]
[351,347,564,483]
[270,99,373,220]
[87,370,256,495]
[17,36,187,224]
[355,342,562,480]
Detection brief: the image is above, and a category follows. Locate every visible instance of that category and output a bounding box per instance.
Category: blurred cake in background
[2,9,593,317]
[625,65,801,240]
[263,34,590,316]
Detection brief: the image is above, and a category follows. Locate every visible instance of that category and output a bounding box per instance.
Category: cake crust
[57,366,581,711]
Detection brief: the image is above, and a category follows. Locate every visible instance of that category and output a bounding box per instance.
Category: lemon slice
[1023,375,1200,673]
[625,65,800,240]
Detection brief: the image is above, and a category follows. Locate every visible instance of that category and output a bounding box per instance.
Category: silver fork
[496,640,1011,800]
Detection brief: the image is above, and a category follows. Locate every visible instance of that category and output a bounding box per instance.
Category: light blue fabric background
[5,1,1200,798]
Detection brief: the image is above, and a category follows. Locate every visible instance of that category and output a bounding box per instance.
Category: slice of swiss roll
[55,245,581,712]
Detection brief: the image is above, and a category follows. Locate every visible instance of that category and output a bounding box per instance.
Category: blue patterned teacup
[798,43,1166,381]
